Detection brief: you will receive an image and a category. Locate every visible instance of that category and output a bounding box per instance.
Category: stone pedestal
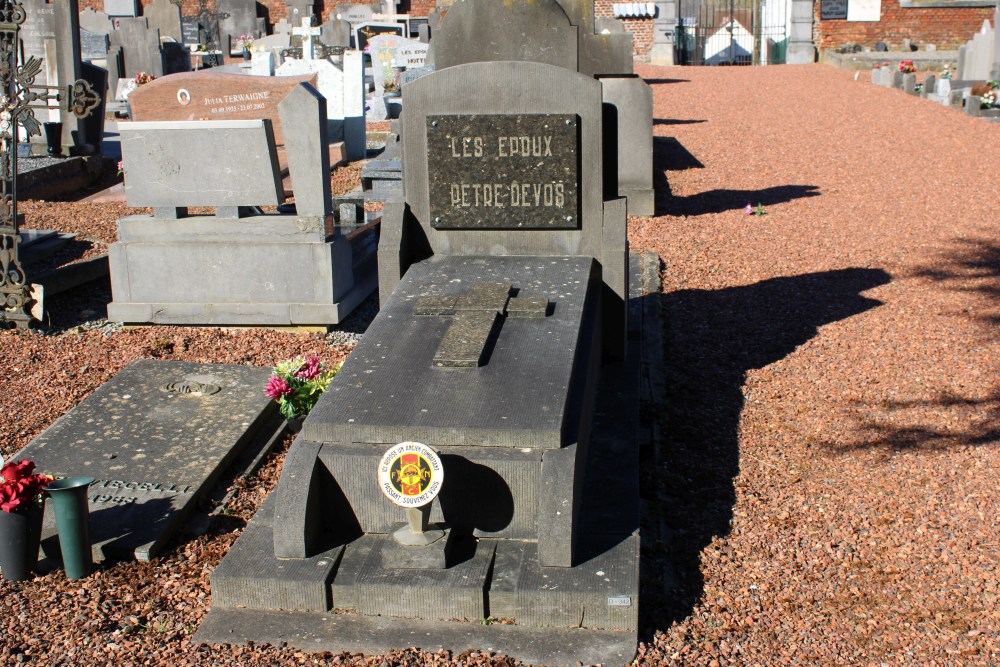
[786,0,815,64]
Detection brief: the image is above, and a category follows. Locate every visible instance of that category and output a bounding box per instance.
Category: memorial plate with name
[13,360,280,561]
[426,114,579,230]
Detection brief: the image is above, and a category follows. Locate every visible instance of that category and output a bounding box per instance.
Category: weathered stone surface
[144,0,183,42]
[426,113,579,230]
[79,7,112,33]
[14,360,280,561]
[119,119,283,208]
[127,71,317,147]
[104,0,138,15]
[278,83,332,217]
[600,75,653,216]
[80,28,109,60]
[108,16,163,95]
[320,17,352,47]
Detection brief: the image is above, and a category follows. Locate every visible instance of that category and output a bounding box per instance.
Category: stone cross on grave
[413,282,549,368]
[292,17,322,61]
[0,0,100,329]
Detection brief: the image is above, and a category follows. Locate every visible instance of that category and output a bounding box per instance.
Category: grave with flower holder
[197,59,644,667]
[107,82,378,327]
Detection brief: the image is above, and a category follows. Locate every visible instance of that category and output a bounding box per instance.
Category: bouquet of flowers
[238,34,255,51]
[0,459,51,514]
[898,60,915,74]
[972,81,998,108]
[265,356,339,419]
[940,64,952,80]
[133,71,155,85]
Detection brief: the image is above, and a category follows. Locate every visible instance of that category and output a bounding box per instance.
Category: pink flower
[744,203,753,216]
[265,375,292,399]
[294,356,322,381]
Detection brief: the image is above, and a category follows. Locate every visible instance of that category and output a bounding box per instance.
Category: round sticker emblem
[377,442,443,507]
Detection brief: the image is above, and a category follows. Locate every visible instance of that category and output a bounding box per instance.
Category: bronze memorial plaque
[426,114,579,230]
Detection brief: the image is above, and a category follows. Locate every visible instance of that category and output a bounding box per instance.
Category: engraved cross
[413,282,549,368]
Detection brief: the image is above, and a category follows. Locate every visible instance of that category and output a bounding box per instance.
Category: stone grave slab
[321,17,352,47]
[127,71,317,147]
[80,28,110,61]
[337,3,376,29]
[79,7,112,33]
[14,360,281,561]
[218,0,260,55]
[108,16,163,95]
[145,0,183,42]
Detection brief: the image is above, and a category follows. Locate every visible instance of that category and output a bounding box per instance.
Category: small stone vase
[0,502,45,581]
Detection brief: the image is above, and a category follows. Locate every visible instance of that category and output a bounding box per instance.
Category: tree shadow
[654,118,707,126]
[639,267,892,636]
[829,237,1000,453]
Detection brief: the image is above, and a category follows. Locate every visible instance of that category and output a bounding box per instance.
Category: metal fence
[675,0,789,66]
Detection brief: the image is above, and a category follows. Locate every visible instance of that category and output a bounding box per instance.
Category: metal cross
[413,282,549,368]
[194,0,229,56]
[292,18,322,61]
[0,0,100,328]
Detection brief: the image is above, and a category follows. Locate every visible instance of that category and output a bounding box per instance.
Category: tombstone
[145,0,183,43]
[79,62,109,154]
[127,71,317,148]
[276,50,367,161]
[417,23,430,43]
[337,3,377,29]
[320,17,352,48]
[197,61,641,666]
[218,0,260,55]
[251,49,276,76]
[287,0,315,26]
[273,18,292,35]
[108,17,164,96]
[21,0,90,155]
[368,34,429,120]
[108,110,378,326]
[354,21,404,53]
[902,72,916,95]
[891,69,903,89]
[922,73,936,98]
[104,0,138,16]
[600,75,654,216]
[79,7,112,34]
[958,19,995,81]
[80,28,110,62]
[14,360,284,562]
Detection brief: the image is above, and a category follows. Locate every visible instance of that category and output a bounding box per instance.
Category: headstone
[127,71,317,148]
[891,69,903,89]
[104,0,138,16]
[108,17,164,96]
[276,51,367,159]
[22,0,88,154]
[15,360,283,562]
[600,75,654,216]
[108,116,378,326]
[79,62,109,154]
[251,49,276,76]
[217,0,260,55]
[279,84,332,217]
[287,0,315,25]
[79,7,112,34]
[337,3,377,29]
[273,18,292,35]
[354,21,405,53]
[180,16,202,45]
[321,17,352,48]
[80,28,110,61]
[292,17,322,61]
[199,60,640,665]
[922,73,936,98]
[145,0,183,43]
[902,72,916,95]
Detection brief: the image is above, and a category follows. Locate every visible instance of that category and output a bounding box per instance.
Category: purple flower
[744,203,753,216]
[265,375,292,399]
[294,356,322,380]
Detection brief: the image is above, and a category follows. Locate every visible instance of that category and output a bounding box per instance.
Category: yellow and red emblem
[377,442,444,507]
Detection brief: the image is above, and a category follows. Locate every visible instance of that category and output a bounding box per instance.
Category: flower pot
[45,477,94,580]
[43,121,63,157]
[242,48,251,61]
[0,502,44,581]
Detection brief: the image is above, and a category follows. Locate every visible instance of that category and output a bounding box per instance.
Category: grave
[197,59,641,667]
[108,83,378,327]
[79,7,113,34]
[360,120,402,200]
[321,16,353,48]
[104,0,138,17]
[13,360,284,562]
[428,0,653,215]
[337,3,377,31]
[144,0,183,43]
[108,17,165,96]
[218,0,262,55]
[367,33,429,120]
[354,21,405,53]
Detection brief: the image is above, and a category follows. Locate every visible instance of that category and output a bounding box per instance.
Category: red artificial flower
[1,459,35,483]
[265,375,293,399]
[294,356,322,381]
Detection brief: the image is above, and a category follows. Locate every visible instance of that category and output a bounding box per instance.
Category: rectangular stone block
[119,120,283,208]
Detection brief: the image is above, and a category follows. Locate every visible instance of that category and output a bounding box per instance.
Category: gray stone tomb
[198,60,641,666]
[13,360,283,562]
[108,16,164,95]
[144,0,183,43]
[107,86,378,327]
[217,0,260,55]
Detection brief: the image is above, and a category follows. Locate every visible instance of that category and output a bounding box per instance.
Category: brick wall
[594,0,655,57]
[816,1,994,51]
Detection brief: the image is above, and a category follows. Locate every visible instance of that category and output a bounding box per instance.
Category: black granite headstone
[15,360,282,562]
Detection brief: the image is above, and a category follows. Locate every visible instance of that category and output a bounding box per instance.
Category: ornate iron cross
[413,282,549,368]
[0,0,100,328]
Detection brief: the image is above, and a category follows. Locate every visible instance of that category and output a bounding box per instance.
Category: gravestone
[109,101,378,326]
[108,17,164,95]
[320,17,352,47]
[180,15,202,45]
[80,28,110,61]
[198,59,640,667]
[276,51,367,160]
[367,34,429,120]
[337,3,376,29]
[15,360,283,562]
[354,21,404,53]
[127,71,317,147]
[145,0,183,43]
[79,62,109,154]
[218,0,260,55]
[21,0,90,154]
[287,0,315,25]
[104,0,138,16]
[79,7,112,33]
[251,49,276,76]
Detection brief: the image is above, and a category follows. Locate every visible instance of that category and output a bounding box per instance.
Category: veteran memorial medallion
[427,114,579,230]
[378,441,443,507]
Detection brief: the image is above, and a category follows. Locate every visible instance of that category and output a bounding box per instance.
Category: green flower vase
[0,502,44,581]
[46,477,94,579]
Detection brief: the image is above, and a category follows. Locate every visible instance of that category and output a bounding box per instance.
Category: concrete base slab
[195,608,637,667]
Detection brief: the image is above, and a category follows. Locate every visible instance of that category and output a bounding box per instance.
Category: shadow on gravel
[664,184,821,217]
[642,78,691,85]
[639,267,891,638]
[652,136,702,216]
[833,237,1000,453]
[653,118,707,126]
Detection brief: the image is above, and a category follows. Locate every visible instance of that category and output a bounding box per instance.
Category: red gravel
[1,64,997,666]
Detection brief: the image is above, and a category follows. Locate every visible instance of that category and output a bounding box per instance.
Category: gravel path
[1,64,997,666]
